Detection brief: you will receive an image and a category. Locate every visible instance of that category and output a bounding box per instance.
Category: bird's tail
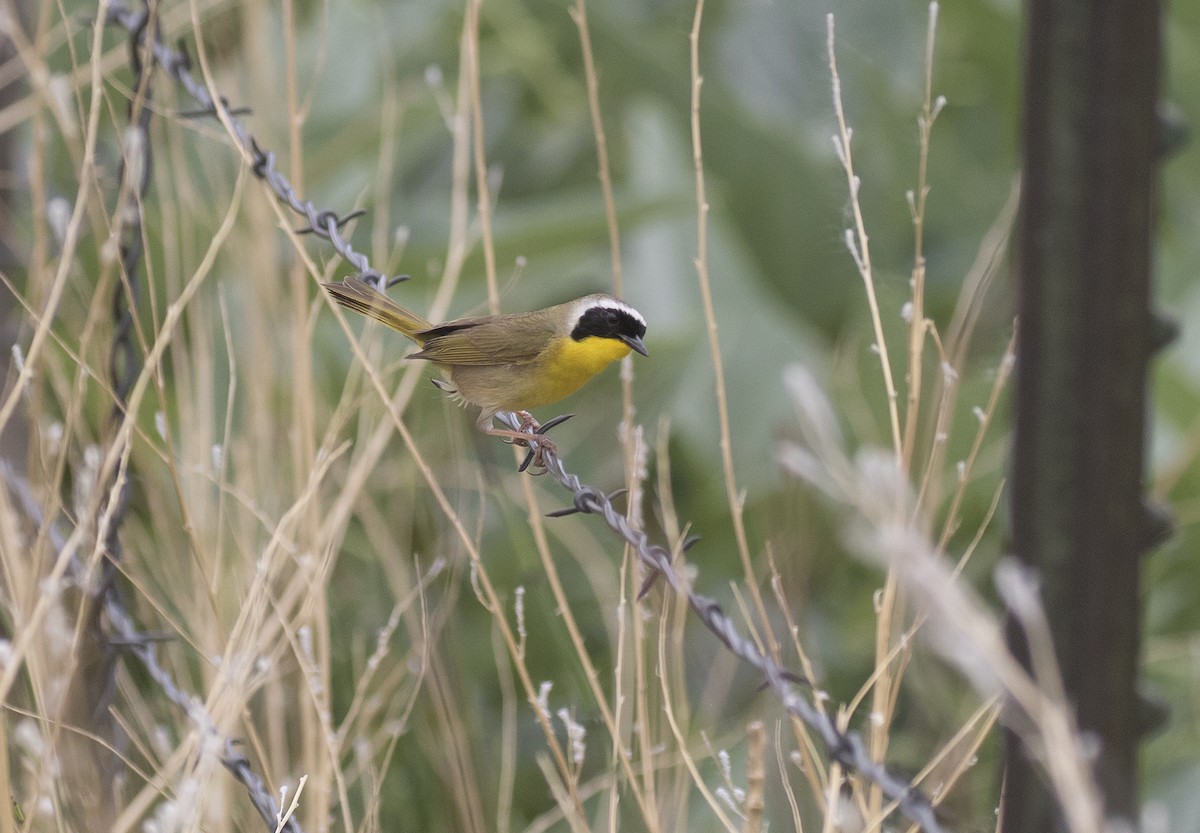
[323,277,433,342]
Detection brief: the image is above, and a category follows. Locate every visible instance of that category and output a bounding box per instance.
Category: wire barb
[177,100,253,120]
[636,533,701,599]
[755,668,810,693]
[295,208,366,236]
[546,487,627,518]
[108,631,176,647]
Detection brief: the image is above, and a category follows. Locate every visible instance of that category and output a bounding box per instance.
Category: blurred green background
[20,0,1200,828]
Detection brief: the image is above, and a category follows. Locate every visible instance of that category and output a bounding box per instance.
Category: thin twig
[463,0,499,311]
[744,721,766,833]
[687,0,774,663]
[826,15,902,457]
[901,2,943,471]
[826,14,907,811]
[569,6,659,826]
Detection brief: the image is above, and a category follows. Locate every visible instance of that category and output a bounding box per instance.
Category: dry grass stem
[688,0,774,661]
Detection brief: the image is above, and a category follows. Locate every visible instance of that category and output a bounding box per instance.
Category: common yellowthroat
[324,277,647,454]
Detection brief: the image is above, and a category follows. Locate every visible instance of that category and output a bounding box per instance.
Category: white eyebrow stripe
[572,295,646,328]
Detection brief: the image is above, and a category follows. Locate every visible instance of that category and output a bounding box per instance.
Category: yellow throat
[530,336,632,408]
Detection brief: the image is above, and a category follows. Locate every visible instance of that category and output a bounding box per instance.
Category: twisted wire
[1,457,302,833]
[101,0,154,586]
[520,429,947,833]
[105,598,302,833]
[103,0,392,287]
[88,6,307,831]
[55,4,159,820]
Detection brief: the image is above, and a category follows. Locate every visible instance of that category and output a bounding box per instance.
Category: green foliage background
[10,0,1200,829]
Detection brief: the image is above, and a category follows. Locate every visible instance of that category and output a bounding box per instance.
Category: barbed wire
[98,0,153,639]
[501,417,948,833]
[53,5,161,822]
[103,0,396,288]
[85,4,947,832]
[0,458,302,833]
[90,4,307,832]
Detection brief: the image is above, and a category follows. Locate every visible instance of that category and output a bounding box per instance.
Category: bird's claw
[516,413,575,473]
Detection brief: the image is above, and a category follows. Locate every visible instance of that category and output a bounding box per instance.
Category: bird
[324,277,647,459]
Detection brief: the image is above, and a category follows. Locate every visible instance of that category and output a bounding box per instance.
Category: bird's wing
[411,314,553,366]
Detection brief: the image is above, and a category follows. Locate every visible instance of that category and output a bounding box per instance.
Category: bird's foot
[483,413,574,472]
[519,413,578,473]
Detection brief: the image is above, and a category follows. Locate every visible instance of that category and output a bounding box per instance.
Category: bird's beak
[621,334,648,356]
